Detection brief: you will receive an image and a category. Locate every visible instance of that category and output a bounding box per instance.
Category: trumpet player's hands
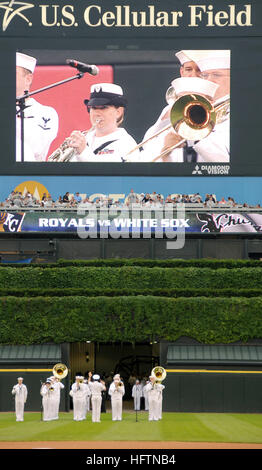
[69,131,86,155]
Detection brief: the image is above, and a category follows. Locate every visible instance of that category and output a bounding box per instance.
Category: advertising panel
[1,209,262,235]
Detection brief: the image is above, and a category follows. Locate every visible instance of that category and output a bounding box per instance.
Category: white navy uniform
[108,380,125,421]
[16,97,59,162]
[71,127,137,163]
[12,383,28,421]
[40,383,55,421]
[145,382,165,421]
[132,383,143,411]
[193,95,230,162]
[143,383,149,411]
[52,381,64,420]
[69,382,91,421]
[138,104,184,163]
[89,380,106,423]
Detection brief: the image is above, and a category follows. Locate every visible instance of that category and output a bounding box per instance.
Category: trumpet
[123,93,230,162]
[48,119,102,162]
[48,130,90,162]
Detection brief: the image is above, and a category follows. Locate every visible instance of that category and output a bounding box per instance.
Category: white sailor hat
[196,50,231,71]
[75,375,84,380]
[113,374,120,379]
[93,374,100,380]
[16,52,37,73]
[84,83,127,108]
[171,77,219,100]
[17,377,23,380]
[175,50,212,65]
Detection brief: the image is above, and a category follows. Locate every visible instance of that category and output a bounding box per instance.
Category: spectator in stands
[127,189,138,206]
[205,195,216,208]
[218,196,227,204]
[62,192,70,203]
[74,192,82,203]
[55,196,63,206]
[191,193,202,203]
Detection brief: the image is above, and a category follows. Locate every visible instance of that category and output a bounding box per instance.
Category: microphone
[66,59,99,76]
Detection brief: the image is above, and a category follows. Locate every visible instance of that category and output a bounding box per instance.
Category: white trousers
[73,397,86,421]
[91,395,102,422]
[148,395,159,421]
[133,396,141,411]
[111,397,123,421]
[144,395,149,411]
[15,399,25,421]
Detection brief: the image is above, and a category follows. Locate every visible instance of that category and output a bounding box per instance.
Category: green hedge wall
[0,288,262,298]
[1,296,262,345]
[1,266,262,289]
[2,258,262,268]
[1,260,262,345]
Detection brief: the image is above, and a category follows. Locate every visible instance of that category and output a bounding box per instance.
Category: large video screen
[0,1,262,176]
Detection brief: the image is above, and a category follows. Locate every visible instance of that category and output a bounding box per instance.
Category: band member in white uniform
[88,373,106,423]
[132,379,143,411]
[138,76,218,162]
[51,376,64,420]
[40,379,55,421]
[145,376,165,421]
[12,377,28,422]
[192,50,230,162]
[134,50,208,162]
[16,52,59,162]
[108,375,125,421]
[69,376,91,421]
[69,83,138,162]
[143,381,149,411]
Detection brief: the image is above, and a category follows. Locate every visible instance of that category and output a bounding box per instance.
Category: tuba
[151,366,167,383]
[53,363,68,380]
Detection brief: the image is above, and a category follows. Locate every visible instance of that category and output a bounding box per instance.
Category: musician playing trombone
[67,83,138,162]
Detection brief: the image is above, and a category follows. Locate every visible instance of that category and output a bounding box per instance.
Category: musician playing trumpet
[67,83,138,162]
[108,374,125,421]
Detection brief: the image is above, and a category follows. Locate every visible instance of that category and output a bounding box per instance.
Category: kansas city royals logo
[0,0,34,31]
[0,211,25,232]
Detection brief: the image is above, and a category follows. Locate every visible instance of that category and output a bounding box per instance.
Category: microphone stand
[16,72,84,163]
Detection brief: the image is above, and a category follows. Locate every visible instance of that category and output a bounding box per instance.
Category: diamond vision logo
[0,0,34,31]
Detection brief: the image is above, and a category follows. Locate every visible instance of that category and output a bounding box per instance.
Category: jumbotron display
[0,1,261,176]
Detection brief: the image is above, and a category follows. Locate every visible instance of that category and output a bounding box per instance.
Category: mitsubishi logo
[192,164,203,175]
[0,1,34,31]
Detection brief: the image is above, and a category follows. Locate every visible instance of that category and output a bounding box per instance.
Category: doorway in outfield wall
[69,342,160,408]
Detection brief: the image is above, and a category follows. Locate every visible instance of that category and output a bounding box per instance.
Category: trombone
[124,93,229,162]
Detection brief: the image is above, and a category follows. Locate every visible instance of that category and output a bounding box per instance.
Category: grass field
[0,411,262,444]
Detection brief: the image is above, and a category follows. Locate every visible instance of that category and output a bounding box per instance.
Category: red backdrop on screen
[31,65,114,159]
